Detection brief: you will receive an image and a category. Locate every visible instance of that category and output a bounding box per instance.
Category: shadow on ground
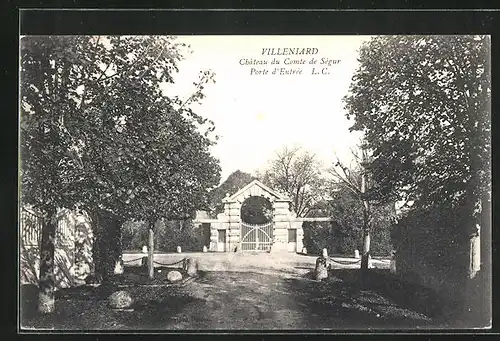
[283,268,459,329]
[20,266,459,330]
[20,266,206,330]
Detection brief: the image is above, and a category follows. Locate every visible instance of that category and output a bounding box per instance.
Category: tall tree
[260,146,326,217]
[20,35,220,312]
[343,35,491,317]
[344,35,490,218]
[329,141,395,270]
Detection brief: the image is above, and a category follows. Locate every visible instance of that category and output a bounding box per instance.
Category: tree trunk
[462,229,481,324]
[459,178,484,323]
[480,193,492,325]
[462,193,491,326]
[90,211,101,276]
[468,229,481,279]
[38,207,57,313]
[114,217,123,273]
[360,165,371,272]
[92,210,122,282]
[361,229,371,271]
[148,225,155,280]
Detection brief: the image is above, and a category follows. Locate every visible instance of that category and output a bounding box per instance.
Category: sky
[163,35,372,183]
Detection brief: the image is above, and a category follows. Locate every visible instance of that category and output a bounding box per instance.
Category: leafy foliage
[392,205,470,282]
[121,219,205,252]
[20,35,221,302]
[302,221,338,255]
[20,35,220,221]
[302,185,394,256]
[328,142,396,266]
[343,35,491,293]
[344,35,491,213]
[240,196,273,225]
[259,147,326,217]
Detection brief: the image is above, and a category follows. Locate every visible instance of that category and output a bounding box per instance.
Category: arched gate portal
[194,180,306,253]
[221,180,299,252]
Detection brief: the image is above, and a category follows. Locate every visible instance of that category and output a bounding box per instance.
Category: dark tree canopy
[343,35,491,294]
[20,35,221,309]
[20,35,221,222]
[207,170,256,217]
[240,196,273,225]
[344,35,491,214]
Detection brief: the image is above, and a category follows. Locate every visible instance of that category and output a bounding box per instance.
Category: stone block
[167,270,183,282]
[108,291,133,309]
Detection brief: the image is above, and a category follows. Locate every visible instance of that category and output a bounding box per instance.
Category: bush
[302,219,393,257]
[121,219,204,252]
[121,220,149,251]
[156,220,205,252]
[302,221,337,255]
[393,205,469,279]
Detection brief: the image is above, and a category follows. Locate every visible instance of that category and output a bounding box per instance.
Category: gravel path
[22,253,435,330]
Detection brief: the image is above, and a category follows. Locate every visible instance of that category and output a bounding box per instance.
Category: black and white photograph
[19,32,491,331]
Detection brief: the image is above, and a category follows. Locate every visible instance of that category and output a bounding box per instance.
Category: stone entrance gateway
[194,180,305,253]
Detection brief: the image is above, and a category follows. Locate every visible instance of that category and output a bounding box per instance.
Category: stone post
[296,221,304,253]
[271,200,291,253]
[390,250,397,274]
[185,258,198,277]
[227,202,241,252]
[209,223,218,251]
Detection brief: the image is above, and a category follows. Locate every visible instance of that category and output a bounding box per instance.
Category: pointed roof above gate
[222,179,290,203]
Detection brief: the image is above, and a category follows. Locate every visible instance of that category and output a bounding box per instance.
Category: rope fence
[122,256,187,267]
[153,258,186,267]
[122,256,145,264]
[329,258,362,265]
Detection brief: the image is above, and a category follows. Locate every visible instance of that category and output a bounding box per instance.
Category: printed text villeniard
[261,48,319,55]
[240,48,340,76]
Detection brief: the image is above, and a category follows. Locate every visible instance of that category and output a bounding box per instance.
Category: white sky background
[162,35,372,183]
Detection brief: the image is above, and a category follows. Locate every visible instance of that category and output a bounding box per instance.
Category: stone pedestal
[315,256,329,280]
[184,258,198,277]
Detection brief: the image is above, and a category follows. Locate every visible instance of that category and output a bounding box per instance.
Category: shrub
[122,219,204,252]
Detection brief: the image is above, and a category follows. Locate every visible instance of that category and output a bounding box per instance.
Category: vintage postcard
[19,33,491,331]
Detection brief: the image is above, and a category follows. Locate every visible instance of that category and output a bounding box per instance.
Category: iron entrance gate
[240,221,274,251]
